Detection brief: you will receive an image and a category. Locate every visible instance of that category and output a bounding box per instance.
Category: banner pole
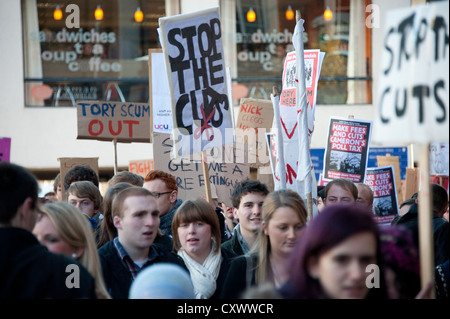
[202,150,213,205]
[418,143,435,298]
[113,138,118,175]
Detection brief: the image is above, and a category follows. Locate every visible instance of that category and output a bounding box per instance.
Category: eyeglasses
[149,191,172,199]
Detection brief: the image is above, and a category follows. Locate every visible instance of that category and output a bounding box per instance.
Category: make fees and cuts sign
[374,2,449,144]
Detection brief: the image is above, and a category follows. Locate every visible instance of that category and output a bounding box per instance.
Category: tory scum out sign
[77,101,151,142]
[374,2,449,144]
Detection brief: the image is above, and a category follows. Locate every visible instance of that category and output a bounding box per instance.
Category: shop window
[22,0,165,107]
[233,0,372,105]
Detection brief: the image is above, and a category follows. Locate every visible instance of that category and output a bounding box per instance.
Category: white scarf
[178,244,222,299]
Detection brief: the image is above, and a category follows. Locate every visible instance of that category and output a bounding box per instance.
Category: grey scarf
[159,198,183,236]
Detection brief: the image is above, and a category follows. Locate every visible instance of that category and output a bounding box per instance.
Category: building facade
[0,0,423,182]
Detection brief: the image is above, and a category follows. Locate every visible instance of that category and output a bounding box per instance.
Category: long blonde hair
[253,189,307,285]
[39,202,111,299]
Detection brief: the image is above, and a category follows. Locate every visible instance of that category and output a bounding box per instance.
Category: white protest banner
[76,100,151,142]
[323,117,372,183]
[149,49,172,136]
[158,7,233,157]
[274,46,323,191]
[365,165,399,225]
[374,2,449,144]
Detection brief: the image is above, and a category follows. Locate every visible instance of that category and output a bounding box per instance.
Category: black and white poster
[365,165,399,225]
[323,117,372,183]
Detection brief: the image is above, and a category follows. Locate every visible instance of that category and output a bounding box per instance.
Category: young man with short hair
[324,178,358,206]
[222,179,269,256]
[97,186,185,299]
[142,170,182,236]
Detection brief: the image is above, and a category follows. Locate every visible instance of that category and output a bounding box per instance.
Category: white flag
[271,93,286,190]
[293,19,317,218]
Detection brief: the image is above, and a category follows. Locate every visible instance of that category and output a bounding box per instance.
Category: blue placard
[312,147,409,181]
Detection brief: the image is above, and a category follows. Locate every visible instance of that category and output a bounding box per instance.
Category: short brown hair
[108,171,144,187]
[66,181,103,211]
[325,178,358,201]
[171,198,221,252]
[112,186,154,219]
[144,170,178,192]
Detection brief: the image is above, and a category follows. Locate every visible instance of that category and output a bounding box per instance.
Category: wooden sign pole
[113,138,118,175]
[202,150,213,205]
[417,143,435,298]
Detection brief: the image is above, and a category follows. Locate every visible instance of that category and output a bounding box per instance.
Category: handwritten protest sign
[280,49,324,116]
[0,137,11,162]
[149,49,172,137]
[235,98,273,167]
[76,100,151,142]
[58,157,99,200]
[374,2,449,144]
[152,132,249,207]
[323,117,372,183]
[366,165,399,225]
[129,159,154,178]
[158,7,233,156]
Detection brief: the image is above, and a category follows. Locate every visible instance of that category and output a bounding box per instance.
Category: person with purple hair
[279,204,388,299]
[379,225,421,299]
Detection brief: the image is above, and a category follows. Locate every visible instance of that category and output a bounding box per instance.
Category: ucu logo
[154,124,169,130]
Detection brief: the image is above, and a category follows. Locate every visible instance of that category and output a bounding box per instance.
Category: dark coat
[98,241,186,299]
[221,231,245,256]
[393,203,449,266]
[220,254,258,299]
[0,227,96,299]
[210,247,237,299]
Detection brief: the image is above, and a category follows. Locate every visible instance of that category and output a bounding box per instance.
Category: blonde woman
[221,189,307,298]
[33,201,111,299]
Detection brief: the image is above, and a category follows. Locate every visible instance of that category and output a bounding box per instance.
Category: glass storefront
[22,0,372,107]
[233,0,372,104]
[22,0,165,106]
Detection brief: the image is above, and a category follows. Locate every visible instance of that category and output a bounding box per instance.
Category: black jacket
[220,254,258,299]
[210,247,237,299]
[393,203,449,266]
[221,231,245,257]
[98,241,186,299]
[0,227,96,299]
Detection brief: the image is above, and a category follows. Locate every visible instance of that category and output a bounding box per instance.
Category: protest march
[0,1,448,308]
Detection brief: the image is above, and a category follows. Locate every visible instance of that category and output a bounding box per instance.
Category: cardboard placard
[404,167,420,202]
[152,132,249,207]
[58,157,99,200]
[235,98,273,168]
[76,100,151,142]
[129,159,154,178]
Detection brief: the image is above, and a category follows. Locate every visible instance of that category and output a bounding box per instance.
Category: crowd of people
[0,161,448,299]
